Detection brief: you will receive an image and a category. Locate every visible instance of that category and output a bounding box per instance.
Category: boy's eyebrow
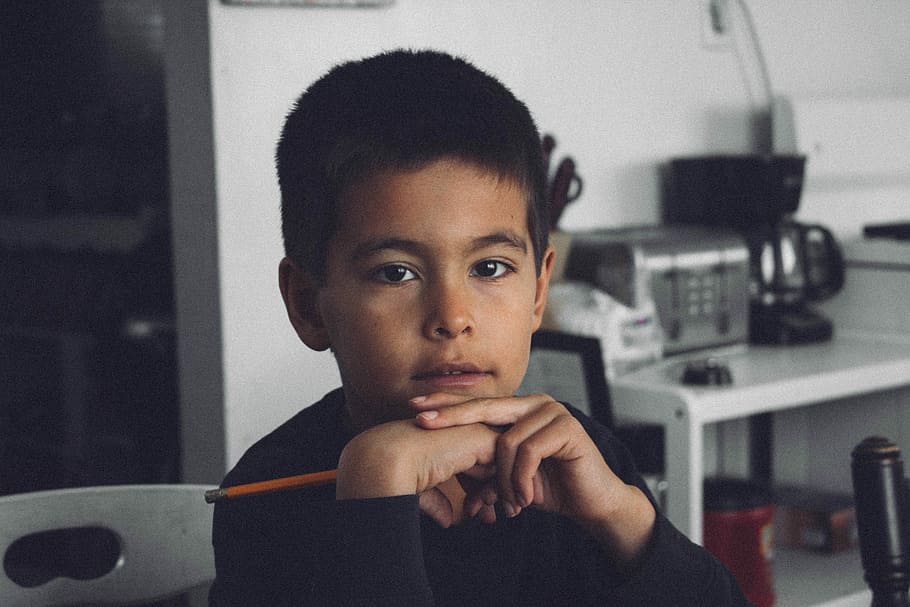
[350,237,424,261]
[350,231,528,261]
[470,231,529,255]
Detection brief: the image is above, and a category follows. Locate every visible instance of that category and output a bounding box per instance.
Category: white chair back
[0,484,216,607]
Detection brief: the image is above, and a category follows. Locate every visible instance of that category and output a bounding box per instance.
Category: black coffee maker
[665,155,845,344]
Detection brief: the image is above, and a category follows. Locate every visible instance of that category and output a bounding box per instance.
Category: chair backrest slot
[4,526,122,588]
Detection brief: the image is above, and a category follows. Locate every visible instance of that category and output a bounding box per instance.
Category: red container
[703,477,775,607]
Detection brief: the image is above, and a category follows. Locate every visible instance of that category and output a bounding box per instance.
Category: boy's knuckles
[550,412,582,434]
[513,442,548,476]
[540,399,569,416]
[496,430,524,455]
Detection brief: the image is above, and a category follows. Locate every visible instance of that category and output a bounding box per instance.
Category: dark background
[1,0,180,497]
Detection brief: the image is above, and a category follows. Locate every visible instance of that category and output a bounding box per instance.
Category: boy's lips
[412,363,491,389]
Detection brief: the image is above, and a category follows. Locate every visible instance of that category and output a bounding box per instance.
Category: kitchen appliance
[744,219,844,343]
[562,225,750,354]
[665,154,806,229]
[817,233,910,336]
[665,155,845,344]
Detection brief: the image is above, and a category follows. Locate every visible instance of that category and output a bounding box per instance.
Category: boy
[209,49,749,606]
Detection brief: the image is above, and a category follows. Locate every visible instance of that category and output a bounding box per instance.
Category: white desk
[610,332,910,607]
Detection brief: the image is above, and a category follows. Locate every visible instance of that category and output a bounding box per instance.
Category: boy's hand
[411,393,656,566]
[335,418,500,528]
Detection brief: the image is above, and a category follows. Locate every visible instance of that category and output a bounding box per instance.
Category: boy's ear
[278,257,331,351]
[531,244,555,332]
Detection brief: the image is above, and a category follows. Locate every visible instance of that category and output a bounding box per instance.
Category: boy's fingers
[461,480,498,520]
[409,392,472,410]
[459,463,496,481]
[510,415,584,507]
[414,396,581,514]
[418,487,455,528]
[411,395,595,515]
[416,423,501,493]
[477,503,497,524]
[494,405,565,510]
[414,392,558,428]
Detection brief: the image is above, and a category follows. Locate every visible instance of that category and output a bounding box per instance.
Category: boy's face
[296,158,553,432]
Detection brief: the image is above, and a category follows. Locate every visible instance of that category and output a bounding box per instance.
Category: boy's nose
[424,281,474,339]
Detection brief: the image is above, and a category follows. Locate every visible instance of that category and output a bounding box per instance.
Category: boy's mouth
[412,363,491,389]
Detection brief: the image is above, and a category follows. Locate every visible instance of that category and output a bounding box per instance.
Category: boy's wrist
[581,484,656,569]
[335,432,417,499]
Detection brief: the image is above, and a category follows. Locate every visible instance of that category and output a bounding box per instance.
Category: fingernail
[417,410,438,421]
[503,502,517,518]
[410,396,427,405]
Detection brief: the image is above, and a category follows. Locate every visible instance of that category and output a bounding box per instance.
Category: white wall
[193,0,910,470]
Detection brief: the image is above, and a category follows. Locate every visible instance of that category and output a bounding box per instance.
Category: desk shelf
[612,333,910,426]
[609,332,910,607]
[774,548,869,607]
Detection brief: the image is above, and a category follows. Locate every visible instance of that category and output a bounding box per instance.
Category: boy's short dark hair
[276,49,549,283]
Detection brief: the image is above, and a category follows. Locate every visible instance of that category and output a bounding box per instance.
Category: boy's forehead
[331,160,533,251]
[347,159,528,201]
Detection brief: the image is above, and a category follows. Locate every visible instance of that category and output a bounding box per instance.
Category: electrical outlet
[701,0,732,48]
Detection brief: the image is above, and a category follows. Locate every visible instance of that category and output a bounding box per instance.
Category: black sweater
[209,389,751,606]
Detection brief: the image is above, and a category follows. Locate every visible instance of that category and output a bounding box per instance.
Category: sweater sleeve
[611,514,754,606]
[208,493,435,607]
[568,406,754,606]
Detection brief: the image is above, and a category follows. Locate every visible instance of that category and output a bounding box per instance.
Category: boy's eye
[375,264,416,283]
[471,260,511,279]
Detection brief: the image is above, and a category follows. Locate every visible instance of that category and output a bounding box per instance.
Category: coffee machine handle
[799,223,845,301]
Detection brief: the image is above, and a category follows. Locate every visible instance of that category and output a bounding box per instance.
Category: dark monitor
[517,330,613,429]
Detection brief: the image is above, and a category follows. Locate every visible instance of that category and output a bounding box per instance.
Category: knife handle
[549,157,577,229]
